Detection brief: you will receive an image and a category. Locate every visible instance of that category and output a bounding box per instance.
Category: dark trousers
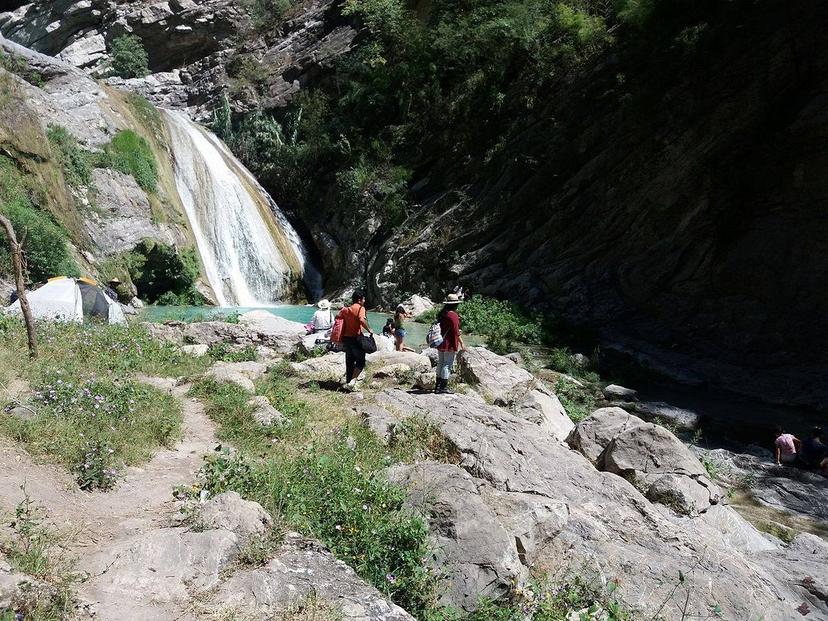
[342,336,366,381]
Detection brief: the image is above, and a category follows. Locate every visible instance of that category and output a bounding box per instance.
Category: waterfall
[163,109,320,306]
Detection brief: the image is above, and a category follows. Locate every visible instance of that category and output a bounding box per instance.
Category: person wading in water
[435,293,465,394]
[337,290,373,391]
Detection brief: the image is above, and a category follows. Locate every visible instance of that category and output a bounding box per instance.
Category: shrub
[555,378,595,423]
[243,0,294,28]
[0,50,46,87]
[208,343,259,363]
[420,295,550,354]
[126,240,201,303]
[47,124,94,188]
[109,34,150,79]
[102,129,158,192]
[336,158,410,226]
[0,156,78,281]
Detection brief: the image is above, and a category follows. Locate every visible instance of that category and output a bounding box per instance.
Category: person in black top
[801,427,827,468]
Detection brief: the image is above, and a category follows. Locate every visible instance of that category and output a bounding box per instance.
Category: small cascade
[163,109,319,306]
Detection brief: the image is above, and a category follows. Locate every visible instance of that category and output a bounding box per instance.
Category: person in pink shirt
[774,427,802,466]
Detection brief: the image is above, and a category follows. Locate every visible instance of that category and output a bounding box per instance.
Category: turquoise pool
[139,305,432,346]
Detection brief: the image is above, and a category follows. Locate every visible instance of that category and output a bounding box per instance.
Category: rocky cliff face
[0,0,355,120]
[0,37,193,284]
[366,1,828,407]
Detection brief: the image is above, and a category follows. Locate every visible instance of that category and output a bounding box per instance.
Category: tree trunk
[0,214,37,358]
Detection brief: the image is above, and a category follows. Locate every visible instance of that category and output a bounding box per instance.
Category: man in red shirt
[436,293,465,394]
[336,290,374,390]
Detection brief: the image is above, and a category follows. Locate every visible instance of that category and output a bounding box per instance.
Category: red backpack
[330,316,344,343]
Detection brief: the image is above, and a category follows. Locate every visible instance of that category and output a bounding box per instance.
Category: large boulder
[247,395,284,427]
[199,491,272,541]
[603,384,638,401]
[515,385,574,441]
[602,423,723,516]
[457,346,573,439]
[364,389,817,620]
[237,310,307,352]
[206,361,268,392]
[566,407,645,466]
[399,294,434,318]
[568,408,722,515]
[155,312,305,354]
[457,346,534,405]
[386,462,527,610]
[291,352,345,383]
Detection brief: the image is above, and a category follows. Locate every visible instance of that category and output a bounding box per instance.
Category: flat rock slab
[211,532,415,621]
[83,492,270,620]
[149,312,306,354]
[700,447,828,523]
[206,361,269,392]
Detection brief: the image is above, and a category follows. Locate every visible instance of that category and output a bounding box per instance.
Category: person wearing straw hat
[310,298,334,334]
[104,278,121,302]
[435,292,465,394]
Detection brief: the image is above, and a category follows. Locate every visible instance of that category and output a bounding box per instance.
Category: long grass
[0,315,206,489]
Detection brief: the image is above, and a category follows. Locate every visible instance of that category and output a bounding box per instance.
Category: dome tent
[5,277,126,325]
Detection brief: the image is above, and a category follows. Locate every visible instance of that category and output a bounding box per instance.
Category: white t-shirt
[311,308,333,332]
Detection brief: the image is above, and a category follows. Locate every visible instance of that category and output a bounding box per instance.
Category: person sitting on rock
[800,427,827,469]
[336,290,373,391]
[435,293,465,394]
[309,299,333,334]
[382,318,395,337]
[774,426,802,466]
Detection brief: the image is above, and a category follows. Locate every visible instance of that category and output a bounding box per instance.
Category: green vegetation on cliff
[0,155,78,282]
[101,129,159,193]
[46,124,94,189]
[109,34,150,79]
[215,0,618,229]
[102,240,204,305]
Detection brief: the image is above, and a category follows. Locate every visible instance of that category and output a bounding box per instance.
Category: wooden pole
[0,213,37,358]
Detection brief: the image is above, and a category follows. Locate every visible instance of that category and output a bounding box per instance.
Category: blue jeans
[437,351,456,380]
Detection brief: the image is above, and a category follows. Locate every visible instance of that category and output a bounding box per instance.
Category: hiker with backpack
[428,293,465,394]
[334,290,374,391]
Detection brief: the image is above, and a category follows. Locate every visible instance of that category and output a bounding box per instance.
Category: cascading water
[163,109,320,306]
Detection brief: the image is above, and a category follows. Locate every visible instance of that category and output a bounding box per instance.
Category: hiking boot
[435,378,454,394]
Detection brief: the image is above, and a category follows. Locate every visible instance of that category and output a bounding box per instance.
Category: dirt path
[0,378,219,615]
